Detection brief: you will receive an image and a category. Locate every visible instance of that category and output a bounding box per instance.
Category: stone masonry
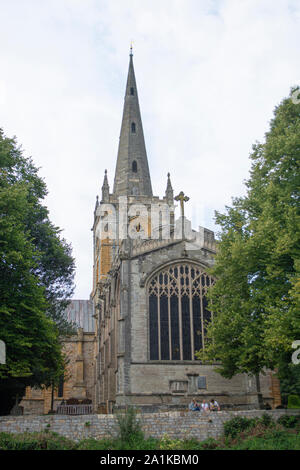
[0,410,299,442]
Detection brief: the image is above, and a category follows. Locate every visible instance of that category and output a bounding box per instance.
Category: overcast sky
[0,0,299,299]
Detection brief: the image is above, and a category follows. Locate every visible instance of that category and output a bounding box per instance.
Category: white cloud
[0,0,299,297]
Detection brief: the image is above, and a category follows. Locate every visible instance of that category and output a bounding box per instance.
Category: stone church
[20,51,281,415]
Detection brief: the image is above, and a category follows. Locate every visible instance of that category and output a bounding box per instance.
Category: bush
[80,399,92,405]
[77,438,114,450]
[223,416,257,439]
[66,398,80,405]
[259,413,275,428]
[0,432,76,450]
[229,429,300,450]
[159,434,182,450]
[288,395,300,409]
[115,407,144,443]
[199,438,219,450]
[277,415,300,429]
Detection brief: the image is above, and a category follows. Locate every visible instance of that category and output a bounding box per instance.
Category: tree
[197,88,300,393]
[0,129,75,413]
[0,129,75,335]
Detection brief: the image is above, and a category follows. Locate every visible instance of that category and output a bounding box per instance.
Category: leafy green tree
[0,129,75,335]
[0,129,75,413]
[197,88,300,394]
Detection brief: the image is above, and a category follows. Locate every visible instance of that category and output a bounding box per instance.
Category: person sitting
[209,398,220,411]
[188,398,200,411]
[201,399,210,413]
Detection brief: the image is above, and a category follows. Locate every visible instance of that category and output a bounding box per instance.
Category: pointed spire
[165,172,174,205]
[94,195,99,214]
[101,169,110,202]
[113,52,153,197]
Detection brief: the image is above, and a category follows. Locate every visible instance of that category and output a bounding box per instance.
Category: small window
[170,381,188,393]
[131,122,136,133]
[197,376,207,389]
[132,160,137,173]
[130,87,134,95]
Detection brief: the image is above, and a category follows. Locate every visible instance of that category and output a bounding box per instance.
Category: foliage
[77,438,116,450]
[0,408,300,450]
[1,419,300,450]
[259,413,275,428]
[277,414,300,429]
[277,360,300,405]
[223,416,257,439]
[66,398,80,405]
[196,88,300,381]
[0,128,75,412]
[0,431,76,450]
[158,434,183,450]
[228,429,300,450]
[115,407,144,443]
[0,128,76,336]
[288,395,300,409]
[80,398,92,405]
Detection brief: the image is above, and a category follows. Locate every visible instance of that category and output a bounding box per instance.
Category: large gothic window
[148,263,214,361]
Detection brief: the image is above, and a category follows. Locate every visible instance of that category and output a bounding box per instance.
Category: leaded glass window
[148,263,214,361]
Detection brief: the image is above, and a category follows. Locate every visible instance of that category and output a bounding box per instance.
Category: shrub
[200,438,219,450]
[80,399,92,405]
[115,407,144,443]
[259,413,275,428]
[223,416,256,439]
[66,398,80,405]
[0,432,76,450]
[229,429,300,450]
[277,415,300,429]
[159,434,182,450]
[288,395,300,409]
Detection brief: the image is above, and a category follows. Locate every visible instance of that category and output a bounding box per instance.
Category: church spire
[113,50,153,197]
[165,172,174,205]
[101,169,110,202]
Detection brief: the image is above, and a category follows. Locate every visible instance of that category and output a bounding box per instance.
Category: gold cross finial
[174,191,190,218]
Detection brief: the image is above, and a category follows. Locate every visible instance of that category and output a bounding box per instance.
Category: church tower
[91,50,275,414]
[92,49,174,293]
[91,50,175,412]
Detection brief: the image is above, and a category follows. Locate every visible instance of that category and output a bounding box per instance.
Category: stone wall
[0,410,299,442]
[20,332,95,415]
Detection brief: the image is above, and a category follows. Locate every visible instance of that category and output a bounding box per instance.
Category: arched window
[130,87,134,95]
[132,160,137,173]
[148,262,214,361]
[131,122,136,133]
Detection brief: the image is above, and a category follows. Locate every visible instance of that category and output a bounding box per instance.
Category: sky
[0,0,299,299]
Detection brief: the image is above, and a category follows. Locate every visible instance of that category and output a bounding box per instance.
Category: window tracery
[148,262,214,361]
